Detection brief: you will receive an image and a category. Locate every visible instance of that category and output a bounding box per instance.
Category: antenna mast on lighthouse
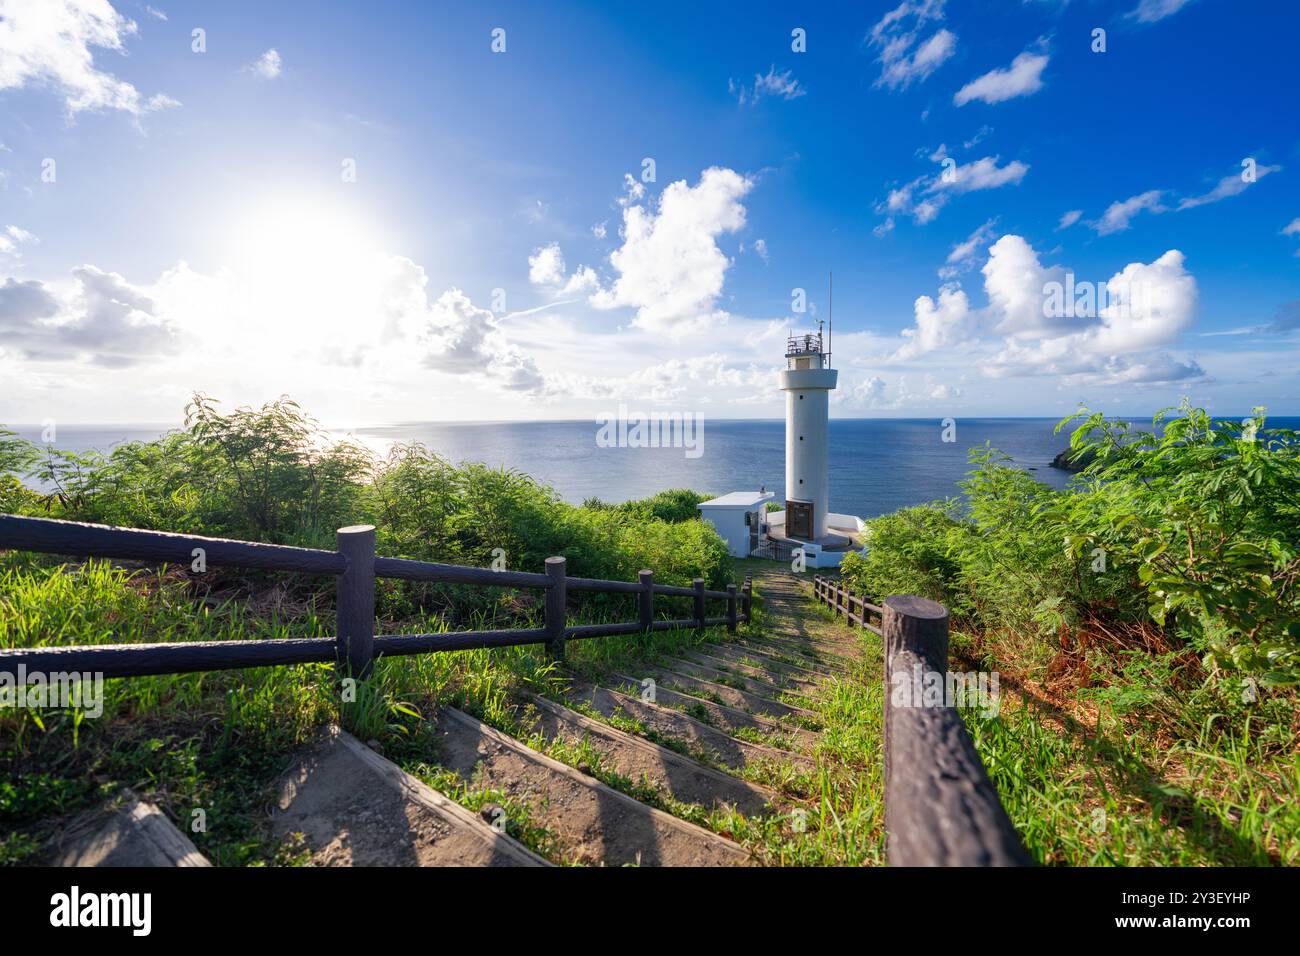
[827,271,833,368]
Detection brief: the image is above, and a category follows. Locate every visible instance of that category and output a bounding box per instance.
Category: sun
[218,195,396,345]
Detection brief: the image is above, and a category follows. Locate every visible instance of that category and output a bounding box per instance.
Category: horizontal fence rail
[812,575,883,634]
[0,514,752,681]
[814,573,1030,867]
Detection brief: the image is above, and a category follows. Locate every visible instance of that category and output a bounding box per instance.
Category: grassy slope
[2,550,1294,866]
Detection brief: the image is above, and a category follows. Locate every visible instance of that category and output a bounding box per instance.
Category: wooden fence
[0,515,750,680]
[813,575,1032,867]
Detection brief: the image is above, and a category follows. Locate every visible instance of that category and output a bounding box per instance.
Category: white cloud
[938,155,1030,193]
[940,218,997,278]
[962,125,993,149]
[619,174,645,207]
[0,224,37,256]
[245,49,282,80]
[954,47,1050,106]
[144,5,166,21]
[892,233,1202,387]
[1057,209,1082,230]
[418,287,549,395]
[730,66,806,105]
[1091,189,1167,235]
[895,284,974,359]
[1127,0,1194,24]
[589,166,754,335]
[752,238,769,264]
[527,242,601,296]
[0,265,181,367]
[1177,163,1280,210]
[868,1,956,90]
[0,0,180,116]
[528,242,566,286]
[591,221,607,239]
[1283,218,1300,237]
[877,153,1028,230]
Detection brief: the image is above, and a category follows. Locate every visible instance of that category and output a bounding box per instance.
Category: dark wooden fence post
[638,569,654,631]
[336,524,376,678]
[882,594,1031,867]
[693,578,706,629]
[741,575,752,622]
[545,556,567,660]
[726,584,738,633]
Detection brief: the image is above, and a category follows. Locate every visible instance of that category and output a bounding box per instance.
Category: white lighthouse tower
[780,323,836,540]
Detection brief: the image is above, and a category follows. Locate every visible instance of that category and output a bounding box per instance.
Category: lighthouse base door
[786,499,814,540]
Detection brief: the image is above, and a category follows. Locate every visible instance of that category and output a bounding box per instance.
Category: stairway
[271,567,864,867]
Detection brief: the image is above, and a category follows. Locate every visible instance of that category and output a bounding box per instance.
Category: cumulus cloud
[892,234,1202,387]
[589,166,754,335]
[418,288,549,395]
[868,0,956,90]
[0,0,180,116]
[245,49,282,80]
[729,66,806,105]
[528,242,566,286]
[527,242,601,297]
[0,266,181,366]
[954,47,1049,106]
[896,285,975,359]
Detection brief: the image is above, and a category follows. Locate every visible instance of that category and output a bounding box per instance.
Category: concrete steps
[261,569,862,869]
[682,647,825,694]
[734,632,859,666]
[53,792,211,867]
[430,706,750,866]
[519,692,777,815]
[558,676,814,772]
[608,671,820,748]
[662,653,821,701]
[623,663,820,722]
[697,640,841,680]
[272,726,548,866]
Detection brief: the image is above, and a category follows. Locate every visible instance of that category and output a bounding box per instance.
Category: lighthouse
[780,324,836,540]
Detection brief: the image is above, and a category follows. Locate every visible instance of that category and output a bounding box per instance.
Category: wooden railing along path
[0,515,751,680]
[813,575,1032,868]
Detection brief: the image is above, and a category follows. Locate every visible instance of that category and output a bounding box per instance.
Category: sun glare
[221,197,395,345]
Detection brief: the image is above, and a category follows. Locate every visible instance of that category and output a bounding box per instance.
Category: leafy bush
[841,403,1300,687]
[616,488,710,524]
[1,397,732,603]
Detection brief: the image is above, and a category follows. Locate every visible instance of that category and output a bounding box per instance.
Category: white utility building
[696,490,776,558]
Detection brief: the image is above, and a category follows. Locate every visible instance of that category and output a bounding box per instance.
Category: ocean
[8,417,1135,520]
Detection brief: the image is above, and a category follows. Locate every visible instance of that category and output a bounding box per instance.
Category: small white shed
[697,491,776,557]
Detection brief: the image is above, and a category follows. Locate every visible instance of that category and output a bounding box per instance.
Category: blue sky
[1,0,1297,424]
